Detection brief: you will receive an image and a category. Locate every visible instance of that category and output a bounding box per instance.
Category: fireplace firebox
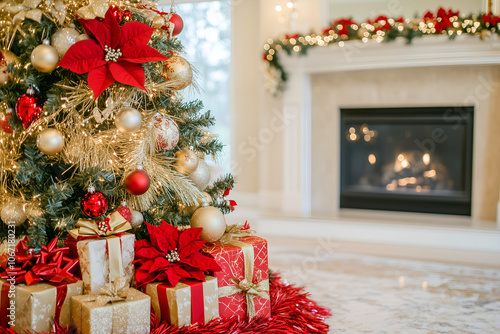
[340,107,473,216]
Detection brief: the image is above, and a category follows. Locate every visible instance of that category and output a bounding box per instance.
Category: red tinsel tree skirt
[0,272,331,334]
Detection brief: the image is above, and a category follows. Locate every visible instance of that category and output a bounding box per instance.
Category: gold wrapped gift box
[71,287,150,334]
[146,276,219,326]
[76,233,135,293]
[0,279,83,333]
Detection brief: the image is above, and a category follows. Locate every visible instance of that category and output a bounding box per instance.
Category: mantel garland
[263,7,500,95]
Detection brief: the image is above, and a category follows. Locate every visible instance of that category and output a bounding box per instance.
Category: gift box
[145,276,219,326]
[203,234,271,321]
[68,213,135,294]
[76,233,135,293]
[0,279,83,333]
[71,283,150,334]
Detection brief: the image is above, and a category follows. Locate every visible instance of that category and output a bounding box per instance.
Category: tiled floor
[267,237,500,333]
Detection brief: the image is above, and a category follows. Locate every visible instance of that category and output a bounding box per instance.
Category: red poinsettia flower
[59,8,167,97]
[482,13,500,26]
[423,11,435,21]
[134,220,221,288]
[327,18,357,36]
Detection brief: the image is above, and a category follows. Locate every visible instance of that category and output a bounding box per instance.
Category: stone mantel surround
[274,35,500,224]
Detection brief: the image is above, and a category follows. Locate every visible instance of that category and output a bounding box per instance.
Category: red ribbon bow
[0,237,79,285]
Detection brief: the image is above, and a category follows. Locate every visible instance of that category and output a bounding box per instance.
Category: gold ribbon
[69,211,132,285]
[69,211,132,239]
[76,0,109,20]
[79,276,132,307]
[3,0,43,24]
[217,224,270,319]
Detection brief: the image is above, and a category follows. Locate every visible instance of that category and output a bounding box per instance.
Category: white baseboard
[253,215,500,254]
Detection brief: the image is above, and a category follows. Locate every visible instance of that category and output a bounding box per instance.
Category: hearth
[340,107,474,216]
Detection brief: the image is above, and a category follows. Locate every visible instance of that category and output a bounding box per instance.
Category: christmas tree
[0,0,234,250]
[0,1,330,332]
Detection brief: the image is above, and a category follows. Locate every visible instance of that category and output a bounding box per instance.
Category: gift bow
[68,211,132,239]
[76,0,109,19]
[81,276,132,307]
[218,222,254,244]
[219,277,269,319]
[3,0,43,23]
[217,222,270,319]
[0,236,79,285]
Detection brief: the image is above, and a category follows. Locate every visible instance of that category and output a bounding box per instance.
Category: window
[160,1,231,175]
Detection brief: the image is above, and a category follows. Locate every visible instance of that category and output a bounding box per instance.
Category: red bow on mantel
[0,237,79,285]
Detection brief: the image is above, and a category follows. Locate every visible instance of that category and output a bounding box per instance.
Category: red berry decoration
[0,108,13,133]
[81,186,108,218]
[16,88,43,129]
[162,13,183,36]
[108,5,123,24]
[123,10,132,21]
[125,167,150,195]
[116,201,132,222]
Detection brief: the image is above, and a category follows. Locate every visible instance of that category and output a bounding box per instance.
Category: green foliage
[0,8,235,249]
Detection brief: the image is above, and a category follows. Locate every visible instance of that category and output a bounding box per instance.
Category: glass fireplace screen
[340,107,473,216]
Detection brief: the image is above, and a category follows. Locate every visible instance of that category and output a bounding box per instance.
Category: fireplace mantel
[280,35,500,74]
[276,35,500,222]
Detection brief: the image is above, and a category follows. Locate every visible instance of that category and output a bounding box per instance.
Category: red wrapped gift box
[203,236,270,321]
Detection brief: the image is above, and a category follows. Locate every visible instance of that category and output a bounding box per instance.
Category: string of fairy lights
[263,7,500,94]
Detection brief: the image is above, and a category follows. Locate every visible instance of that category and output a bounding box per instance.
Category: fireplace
[340,107,474,216]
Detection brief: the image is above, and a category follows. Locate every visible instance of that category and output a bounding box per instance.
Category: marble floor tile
[267,238,500,333]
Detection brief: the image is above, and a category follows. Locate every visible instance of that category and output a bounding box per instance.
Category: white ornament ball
[154,114,179,151]
[37,128,65,155]
[51,27,81,57]
[1,202,27,226]
[0,49,19,86]
[31,40,59,73]
[130,210,144,227]
[188,159,210,190]
[115,106,142,134]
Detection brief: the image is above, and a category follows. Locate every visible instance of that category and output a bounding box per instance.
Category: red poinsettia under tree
[134,220,221,288]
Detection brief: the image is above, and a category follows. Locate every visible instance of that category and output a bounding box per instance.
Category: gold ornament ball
[183,192,212,213]
[152,15,165,28]
[162,56,193,90]
[199,192,212,205]
[1,202,27,226]
[357,27,368,39]
[188,159,211,190]
[51,27,80,57]
[130,210,144,227]
[37,128,65,155]
[0,49,20,86]
[480,30,492,40]
[115,106,142,134]
[31,40,59,73]
[190,205,226,242]
[174,148,199,175]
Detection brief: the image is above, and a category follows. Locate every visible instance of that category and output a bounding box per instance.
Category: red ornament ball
[162,13,183,36]
[16,91,43,129]
[108,5,123,23]
[116,205,132,222]
[81,190,108,218]
[0,109,13,133]
[123,10,132,21]
[125,169,150,195]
